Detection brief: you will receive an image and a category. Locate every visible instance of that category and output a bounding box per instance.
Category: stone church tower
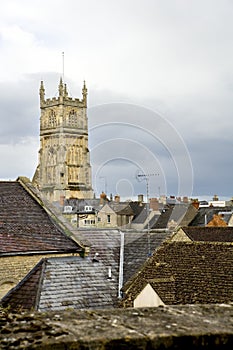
[33,78,93,202]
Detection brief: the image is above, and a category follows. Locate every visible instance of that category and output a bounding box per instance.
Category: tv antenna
[99,176,107,195]
[136,171,159,256]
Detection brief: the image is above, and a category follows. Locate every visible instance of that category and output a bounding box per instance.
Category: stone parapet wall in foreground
[1,304,233,349]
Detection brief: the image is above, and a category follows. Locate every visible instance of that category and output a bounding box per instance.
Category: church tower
[33,79,93,202]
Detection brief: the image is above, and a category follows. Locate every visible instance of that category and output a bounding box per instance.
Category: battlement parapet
[41,97,85,109]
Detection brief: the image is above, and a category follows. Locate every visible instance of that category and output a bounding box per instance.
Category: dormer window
[84,205,93,212]
[64,205,72,213]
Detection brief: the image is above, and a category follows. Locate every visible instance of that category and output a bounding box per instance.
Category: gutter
[118,230,124,298]
[0,250,81,257]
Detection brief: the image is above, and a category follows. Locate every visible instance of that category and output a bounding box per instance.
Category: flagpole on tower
[62,51,65,81]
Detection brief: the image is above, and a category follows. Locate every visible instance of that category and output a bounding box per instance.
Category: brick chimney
[150,198,159,211]
[138,194,144,203]
[60,195,65,207]
[114,195,120,202]
[191,199,199,209]
[100,192,107,205]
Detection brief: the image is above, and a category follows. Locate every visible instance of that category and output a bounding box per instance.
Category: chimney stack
[100,192,107,205]
[150,198,159,211]
[60,195,65,207]
[138,194,144,203]
[114,195,120,202]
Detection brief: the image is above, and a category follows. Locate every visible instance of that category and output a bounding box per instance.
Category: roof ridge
[35,259,47,310]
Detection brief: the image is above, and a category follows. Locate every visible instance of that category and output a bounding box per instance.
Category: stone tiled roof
[1,256,118,311]
[180,226,233,242]
[122,241,233,306]
[0,181,82,255]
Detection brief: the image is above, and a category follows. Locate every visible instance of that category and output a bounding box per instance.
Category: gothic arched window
[48,110,57,127]
[68,110,78,126]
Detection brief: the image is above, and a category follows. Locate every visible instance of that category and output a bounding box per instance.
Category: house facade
[96,203,134,228]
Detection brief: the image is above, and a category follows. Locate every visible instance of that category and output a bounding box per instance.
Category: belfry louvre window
[107,215,111,223]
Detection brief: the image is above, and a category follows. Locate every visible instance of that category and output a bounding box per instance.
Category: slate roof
[106,202,135,215]
[131,204,148,224]
[151,205,175,229]
[153,203,197,229]
[64,198,102,213]
[74,229,171,287]
[1,229,171,311]
[1,256,118,311]
[76,230,120,290]
[128,201,145,218]
[178,204,198,226]
[122,241,233,306]
[123,231,170,284]
[0,181,82,255]
[188,206,233,226]
[215,211,233,225]
[180,226,233,242]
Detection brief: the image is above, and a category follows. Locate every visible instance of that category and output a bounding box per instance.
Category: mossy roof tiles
[122,241,233,305]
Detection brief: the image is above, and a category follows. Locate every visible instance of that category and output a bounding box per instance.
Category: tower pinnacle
[82,80,87,106]
[58,77,64,97]
[39,81,45,104]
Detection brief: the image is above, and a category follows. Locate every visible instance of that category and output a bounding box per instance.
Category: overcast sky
[0,0,233,200]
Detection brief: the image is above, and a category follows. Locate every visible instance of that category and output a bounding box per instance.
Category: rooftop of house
[131,203,148,224]
[219,211,233,224]
[188,206,233,226]
[178,226,233,242]
[73,229,171,287]
[0,181,82,255]
[63,198,144,217]
[1,256,118,311]
[178,203,198,226]
[151,204,175,229]
[0,228,171,311]
[63,198,102,213]
[122,241,233,306]
[98,202,135,215]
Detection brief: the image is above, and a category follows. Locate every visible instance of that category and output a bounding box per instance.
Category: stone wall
[1,304,233,349]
